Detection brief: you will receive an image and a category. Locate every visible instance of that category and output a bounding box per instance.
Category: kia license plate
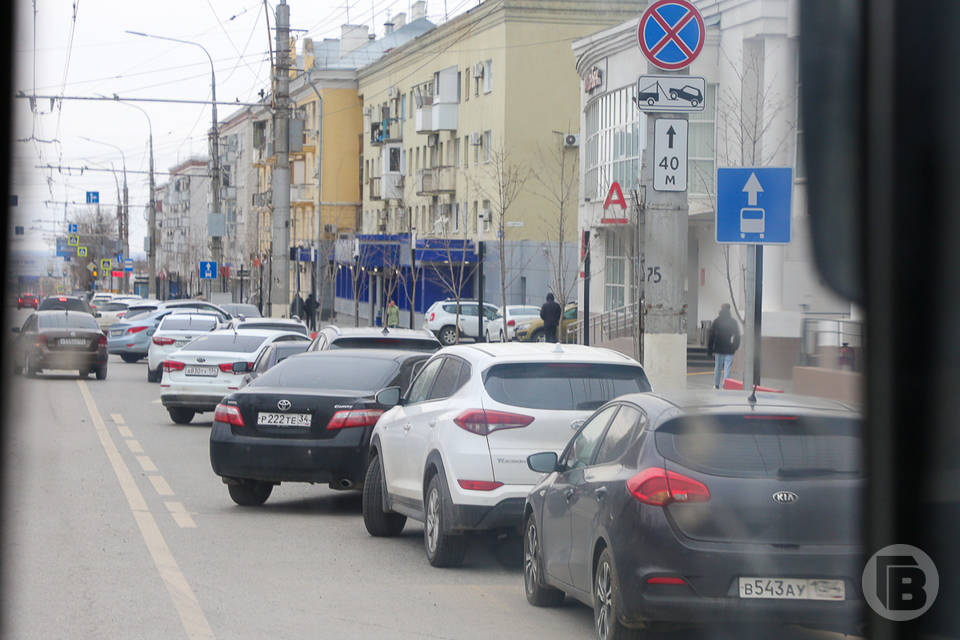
[111,329,124,336]
[59,338,87,346]
[738,578,845,600]
[184,365,218,377]
[257,412,311,427]
[174,340,189,347]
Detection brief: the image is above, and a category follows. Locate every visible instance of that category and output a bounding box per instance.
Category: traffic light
[93,270,98,277]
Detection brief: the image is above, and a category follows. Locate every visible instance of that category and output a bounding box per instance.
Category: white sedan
[146,313,220,382]
[460,305,542,342]
[234,317,311,337]
[159,329,310,424]
[95,300,133,330]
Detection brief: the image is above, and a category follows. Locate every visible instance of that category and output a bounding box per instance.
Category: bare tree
[423,211,478,344]
[533,135,579,309]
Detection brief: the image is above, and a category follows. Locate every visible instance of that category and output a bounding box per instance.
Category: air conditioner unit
[478,209,491,221]
[387,86,399,99]
[473,63,484,78]
[427,133,439,147]
[564,133,580,148]
[471,132,482,145]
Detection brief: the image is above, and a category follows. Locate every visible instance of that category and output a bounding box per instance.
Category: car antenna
[552,341,564,353]
[381,325,390,335]
[747,384,758,407]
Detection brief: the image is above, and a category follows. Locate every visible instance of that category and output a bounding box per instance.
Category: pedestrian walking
[539,292,563,343]
[290,292,304,320]
[707,303,741,389]
[386,299,400,328]
[304,293,318,330]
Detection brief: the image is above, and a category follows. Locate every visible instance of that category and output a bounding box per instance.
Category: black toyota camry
[209,349,429,506]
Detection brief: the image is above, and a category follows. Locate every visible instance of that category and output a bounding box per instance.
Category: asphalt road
[2,308,852,640]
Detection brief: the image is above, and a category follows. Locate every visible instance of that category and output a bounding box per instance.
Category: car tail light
[507,319,515,327]
[152,336,175,345]
[126,326,148,334]
[429,312,435,321]
[162,360,185,372]
[627,468,710,506]
[646,576,687,585]
[457,479,503,491]
[98,335,107,346]
[326,409,384,430]
[214,403,245,427]
[35,334,47,348]
[117,312,126,318]
[218,362,254,373]
[57,297,67,302]
[453,409,534,436]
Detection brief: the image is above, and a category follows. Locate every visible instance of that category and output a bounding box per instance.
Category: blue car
[107,301,231,363]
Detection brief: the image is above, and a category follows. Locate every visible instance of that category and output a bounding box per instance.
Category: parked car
[307,325,441,352]
[424,299,499,345]
[462,305,542,343]
[17,293,39,309]
[210,349,430,505]
[108,300,231,362]
[95,300,133,330]
[240,341,311,386]
[234,317,309,336]
[38,295,96,315]
[146,314,221,382]
[522,391,863,639]
[515,302,578,342]
[10,310,108,379]
[668,84,703,106]
[221,303,262,319]
[362,343,651,567]
[159,329,309,424]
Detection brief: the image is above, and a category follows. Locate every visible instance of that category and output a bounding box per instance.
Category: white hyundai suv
[362,342,651,567]
[423,299,499,345]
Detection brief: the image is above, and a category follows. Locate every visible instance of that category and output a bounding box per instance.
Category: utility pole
[121,166,129,293]
[147,126,156,298]
[270,0,291,317]
[209,64,223,293]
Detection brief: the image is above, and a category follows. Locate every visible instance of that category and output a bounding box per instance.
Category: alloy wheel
[524,521,539,594]
[425,487,440,554]
[596,560,613,640]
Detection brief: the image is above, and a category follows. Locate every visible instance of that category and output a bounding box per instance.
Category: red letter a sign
[601,181,628,223]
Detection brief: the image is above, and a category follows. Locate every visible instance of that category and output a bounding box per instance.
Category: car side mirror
[527,452,559,474]
[237,314,246,322]
[94,312,102,318]
[11,327,20,333]
[375,386,402,407]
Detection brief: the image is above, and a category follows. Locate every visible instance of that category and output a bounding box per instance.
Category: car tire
[168,408,195,424]
[523,515,565,607]
[438,325,458,346]
[532,330,546,343]
[594,548,643,640]
[147,366,162,383]
[120,354,141,363]
[25,355,40,377]
[228,481,273,506]
[690,99,700,107]
[362,455,406,537]
[94,363,107,380]
[424,473,467,567]
[669,90,678,100]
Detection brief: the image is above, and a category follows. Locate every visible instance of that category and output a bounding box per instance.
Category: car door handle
[403,423,412,432]
[595,487,608,502]
[564,488,575,502]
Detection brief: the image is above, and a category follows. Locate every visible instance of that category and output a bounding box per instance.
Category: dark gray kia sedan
[522,391,863,640]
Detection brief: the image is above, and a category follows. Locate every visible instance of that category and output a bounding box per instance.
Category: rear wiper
[775,467,860,479]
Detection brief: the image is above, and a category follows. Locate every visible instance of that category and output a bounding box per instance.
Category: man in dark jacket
[707,303,741,389]
[304,293,318,330]
[539,293,563,343]
[290,292,304,320]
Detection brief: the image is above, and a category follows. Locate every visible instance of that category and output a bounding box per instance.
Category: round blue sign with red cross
[637,0,705,71]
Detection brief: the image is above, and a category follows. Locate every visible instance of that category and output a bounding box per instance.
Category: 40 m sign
[653,118,688,192]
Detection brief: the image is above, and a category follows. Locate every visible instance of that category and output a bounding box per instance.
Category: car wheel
[424,473,467,567]
[94,363,107,380]
[669,90,678,99]
[646,97,655,106]
[168,408,195,424]
[524,515,565,606]
[690,99,700,107]
[437,325,458,346]
[227,480,273,506]
[147,366,162,383]
[532,330,546,343]
[25,354,40,377]
[594,548,643,640]
[120,354,141,363]
[362,455,407,537]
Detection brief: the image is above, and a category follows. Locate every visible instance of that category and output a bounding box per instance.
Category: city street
[4,313,849,640]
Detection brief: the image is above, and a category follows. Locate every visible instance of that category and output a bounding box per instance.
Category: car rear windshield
[252,355,399,391]
[655,415,863,479]
[225,304,261,318]
[483,363,651,410]
[179,334,266,353]
[99,302,129,311]
[123,306,156,319]
[159,316,218,331]
[237,323,307,335]
[39,314,99,330]
[330,337,439,352]
[39,298,88,312]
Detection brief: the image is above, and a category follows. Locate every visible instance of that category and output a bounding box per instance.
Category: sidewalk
[686,364,793,393]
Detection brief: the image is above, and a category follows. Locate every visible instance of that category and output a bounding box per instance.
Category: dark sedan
[17,293,38,309]
[38,295,96,315]
[11,310,108,379]
[522,391,863,640]
[307,325,441,352]
[210,349,429,506]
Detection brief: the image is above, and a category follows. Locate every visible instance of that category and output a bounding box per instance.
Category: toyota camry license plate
[257,412,311,427]
[738,578,844,600]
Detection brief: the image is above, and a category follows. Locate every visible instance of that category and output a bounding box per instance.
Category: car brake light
[453,409,534,436]
[98,335,107,346]
[627,468,710,506]
[646,576,687,585]
[35,334,47,347]
[507,319,515,326]
[162,360,185,372]
[214,403,245,427]
[326,409,384,430]
[152,336,175,345]
[57,297,67,302]
[457,479,503,491]
[126,326,148,334]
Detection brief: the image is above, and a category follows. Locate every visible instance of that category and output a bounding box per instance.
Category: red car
[17,293,39,309]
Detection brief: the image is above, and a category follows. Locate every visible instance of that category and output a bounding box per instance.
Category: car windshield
[158,316,218,331]
[178,334,267,353]
[251,355,399,391]
[484,363,651,410]
[329,337,439,352]
[38,314,99,330]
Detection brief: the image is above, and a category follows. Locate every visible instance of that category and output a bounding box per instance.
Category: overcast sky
[10,0,466,255]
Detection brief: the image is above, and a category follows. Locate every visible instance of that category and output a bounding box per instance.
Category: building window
[463,136,469,168]
[483,130,492,163]
[453,137,460,168]
[401,94,406,120]
[472,201,478,234]
[583,84,642,202]
[453,202,460,232]
[388,147,401,172]
[604,232,626,311]
[482,199,491,233]
[688,83,717,196]
[474,134,480,165]
[483,60,492,94]
[464,70,470,101]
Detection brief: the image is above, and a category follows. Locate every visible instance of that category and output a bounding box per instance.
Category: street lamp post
[81,136,128,293]
[126,30,223,293]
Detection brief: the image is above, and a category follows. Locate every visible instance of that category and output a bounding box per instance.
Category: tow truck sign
[635,75,706,113]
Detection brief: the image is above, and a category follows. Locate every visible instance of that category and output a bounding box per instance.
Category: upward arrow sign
[666,125,676,149]
[742,172,764,206]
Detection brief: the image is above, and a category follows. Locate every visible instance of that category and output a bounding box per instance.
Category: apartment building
[217,108,260,298]
[354,0,646,324]
[156,157,209,298]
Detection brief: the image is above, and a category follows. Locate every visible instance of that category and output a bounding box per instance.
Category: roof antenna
[552,341,564,353]
[381,324,389,335]
[747,384,758,407]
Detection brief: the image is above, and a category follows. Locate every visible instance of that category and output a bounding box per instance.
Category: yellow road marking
[126,439,144,454]
[165,501,197,529]
[137,455,158,473]
[111,413,125,424]
[149,475,175,497]
[686,371,713,376]
[77,380,214,640]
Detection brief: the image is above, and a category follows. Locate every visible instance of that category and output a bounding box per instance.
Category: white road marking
[125,439,144,454]
[165,501,197,529]
[137,455,158,472]
[111,413,125,424]
[118,426,133,438]
[149,475,175,497]
[151,399,162,404]
[77,380,215,640]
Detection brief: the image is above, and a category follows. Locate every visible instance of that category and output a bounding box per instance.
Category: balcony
[220,185,237,201]
[368,176,381,201]
[252,190,272,207]
[417,166,456,195]
[302,129,317,152]
[382,173,404,200]
[370,120,402,146]
[415,97,434,133]
[432,102,458,131]
[290,184,313,204]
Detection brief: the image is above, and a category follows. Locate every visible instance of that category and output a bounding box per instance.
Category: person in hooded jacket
[708,303,741,389]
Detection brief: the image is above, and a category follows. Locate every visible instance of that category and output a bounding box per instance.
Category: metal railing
[566,300,640,344]
[800,314,864,369]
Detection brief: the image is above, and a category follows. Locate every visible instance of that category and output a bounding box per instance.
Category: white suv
[361,342,651,567]
[423,299,499,345]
